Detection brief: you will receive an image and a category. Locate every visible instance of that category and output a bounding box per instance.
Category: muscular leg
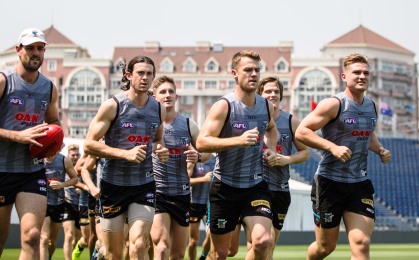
[0,204,13,257]
[306,225,339,260]
[63,220,76,260]
[15,192,47,260]
[151,213,171,260]
[169,220,189,260]
[243,216,271,260]
[188,221,200,260]
[343,211,374,260]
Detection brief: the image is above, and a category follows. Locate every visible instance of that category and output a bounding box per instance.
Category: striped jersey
[316,92,377,183]
[191,155,215,204]
[153,114,191,196]
[263,111,293,192]
[45,154,66,205]
[0,68,52,173]
[213,92,270,188]
[101,92,161,186]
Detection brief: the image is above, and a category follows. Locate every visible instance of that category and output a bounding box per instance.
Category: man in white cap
[0,28,60,259]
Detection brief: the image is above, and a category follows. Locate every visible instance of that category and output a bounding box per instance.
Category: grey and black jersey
[317,92,377,183]
[263,111,292,192]
[213,93,270,188]
[191,156,215,204]
[101,92,161,186]
[0,68,52,173]
[153,114,191,196]
[45,154,66,205]
[78,176,88,207]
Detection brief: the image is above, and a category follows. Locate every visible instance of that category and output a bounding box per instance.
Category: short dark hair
[257,76,284,101]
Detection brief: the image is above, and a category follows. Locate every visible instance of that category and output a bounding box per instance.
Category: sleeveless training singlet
[101,92,161,186]
[153,114,191,196]
[316,92,377,183]
[213,92,270,188]
[0,69,52,173]
[263,111,293,192]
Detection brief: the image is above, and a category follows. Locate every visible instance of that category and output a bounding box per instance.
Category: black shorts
[63,201,81,229]
[209,179,272,235]
[0,169,47,206]
[79,205,89,226]
[88,194,96,217]
[99,180,155,219]
[271,190,291,230]
[46,203,65,223]
[155,192,190,227]
[189,203,207,223]
[311,175,375,228]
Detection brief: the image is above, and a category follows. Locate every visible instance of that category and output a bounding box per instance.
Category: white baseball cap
[17,28,48,46]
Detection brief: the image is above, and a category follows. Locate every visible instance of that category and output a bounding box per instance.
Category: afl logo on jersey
[121,122,134,128]
[344,118,357,124]
[8,97,24,105]
[232,121,248,130]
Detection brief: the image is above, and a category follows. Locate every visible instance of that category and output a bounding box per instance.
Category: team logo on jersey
[15,113,39,123]
[8,97,24,106]
[262,120,268,130]
[231,121,248,130]
[180,137,189,145]
[370,117,377,127]
[150,123,159,129]
[40,101,48,111]
[280,133,290,142]
[127,135,151,143]
[121,122,134,128]
[351,130,371,141]
[344,118,357,124]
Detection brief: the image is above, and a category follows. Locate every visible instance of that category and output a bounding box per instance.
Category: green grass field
[2,244,419,259]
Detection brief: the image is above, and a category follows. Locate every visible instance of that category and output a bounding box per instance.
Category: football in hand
[29,124,64,159]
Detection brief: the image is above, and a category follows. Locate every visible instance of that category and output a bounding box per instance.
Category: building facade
[1,25,417,139]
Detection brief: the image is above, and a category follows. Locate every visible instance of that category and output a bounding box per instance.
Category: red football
[29,124,64,159]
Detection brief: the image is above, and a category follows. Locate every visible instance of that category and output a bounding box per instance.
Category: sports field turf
[2,244,419,259]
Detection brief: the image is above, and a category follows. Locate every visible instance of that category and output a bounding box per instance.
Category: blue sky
[1,0,418,62]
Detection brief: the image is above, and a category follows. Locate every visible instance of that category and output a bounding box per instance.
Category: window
[67,69,104,106]
[204,80,217,89]
[160,59,174,73]
[205,59,218,72]
[228,80,236,89]
[47,60,57,72]
[180,96,194,105]
[207,96,219,104]
[183,60,196,73]
[183,80,196,89]
[275,58,289,73]
[299,70,332,90]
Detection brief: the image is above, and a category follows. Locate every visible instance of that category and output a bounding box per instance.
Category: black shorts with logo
[88,194,96,217]
[63,201,81,229]
[311,174,375,228]
[209,179,272,235]
[155,192,190,227]
[0,169,47,206]
[99,179,155,219]
[189,203,207,223]
[271,190,291,230]
[79,205,89,226]
[46,203,65,223]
